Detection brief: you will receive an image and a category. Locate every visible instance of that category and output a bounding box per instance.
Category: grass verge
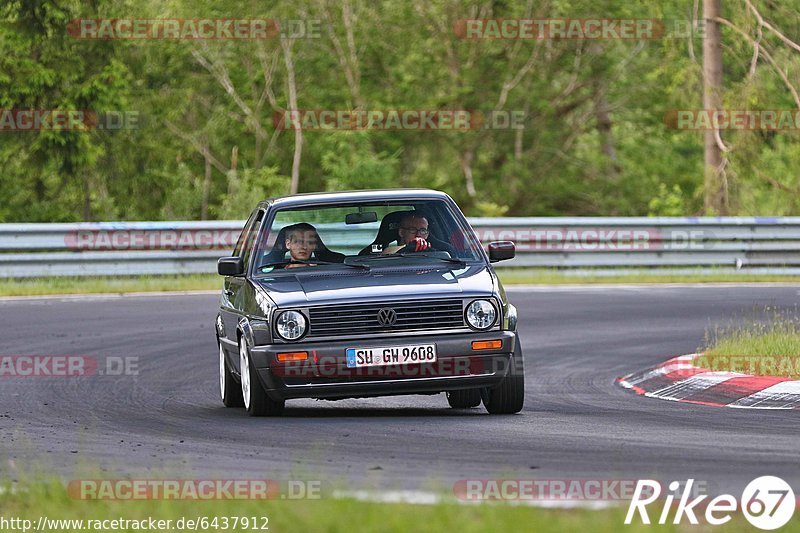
[0,269,799,297]
[0,480,793,533]
[0,275,220,297]
[696,312,800,378]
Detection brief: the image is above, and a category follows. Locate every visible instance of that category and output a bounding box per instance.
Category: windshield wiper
[258,259,369,270]
[403,253,467,266]
[348,253,466,266]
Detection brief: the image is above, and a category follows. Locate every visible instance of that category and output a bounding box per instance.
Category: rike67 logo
[626,476,795,530]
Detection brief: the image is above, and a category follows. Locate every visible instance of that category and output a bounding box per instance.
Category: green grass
[0,275,221,296]
[0,269,798,297]
[697,311,800,378]
[0,479,794,533]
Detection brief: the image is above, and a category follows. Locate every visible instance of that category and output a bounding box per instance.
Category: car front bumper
[250,330,517,400]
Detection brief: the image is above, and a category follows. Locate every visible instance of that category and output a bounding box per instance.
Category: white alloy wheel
[219,344,226,400]
[240,340,251,409]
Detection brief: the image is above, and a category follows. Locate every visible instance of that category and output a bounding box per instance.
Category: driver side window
[240,210,265,271]
[233,210,258,258]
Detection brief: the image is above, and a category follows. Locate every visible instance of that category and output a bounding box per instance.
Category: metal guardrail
[1,217,800,277]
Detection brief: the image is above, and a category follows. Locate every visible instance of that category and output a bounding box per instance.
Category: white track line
[332,490,618,510]
[2,282,798,302]
[506,283,800,291]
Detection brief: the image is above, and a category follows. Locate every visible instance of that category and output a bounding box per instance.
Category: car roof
[256,189,452,209]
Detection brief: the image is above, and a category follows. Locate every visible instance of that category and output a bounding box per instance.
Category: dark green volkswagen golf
[215,189,523,416]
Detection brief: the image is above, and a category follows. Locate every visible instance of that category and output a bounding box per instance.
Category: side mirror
[217,256,245,276]
[488,241,515,263]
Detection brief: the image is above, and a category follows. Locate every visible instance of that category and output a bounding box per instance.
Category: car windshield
[252,199,483,275]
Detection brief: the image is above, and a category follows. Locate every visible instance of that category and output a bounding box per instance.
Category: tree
[703,0,727,214]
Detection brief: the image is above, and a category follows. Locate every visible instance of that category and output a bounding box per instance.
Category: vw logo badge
[377,308,397,327]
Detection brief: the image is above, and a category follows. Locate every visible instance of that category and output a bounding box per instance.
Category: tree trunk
[227,145,239,199]
[594,89,620,179]
[460,149,477,197]
[703,0,727,214]
[282,38,302,195]
[201,154,211,220]
[83,173,92,221]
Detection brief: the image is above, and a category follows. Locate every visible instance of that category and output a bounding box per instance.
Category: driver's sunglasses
[400,227,429,237]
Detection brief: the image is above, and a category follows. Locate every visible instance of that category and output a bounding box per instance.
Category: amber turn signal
[471,340,502,350]
[276,352,309,362]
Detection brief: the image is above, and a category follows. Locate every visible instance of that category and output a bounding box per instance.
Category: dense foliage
[1,0,799,221]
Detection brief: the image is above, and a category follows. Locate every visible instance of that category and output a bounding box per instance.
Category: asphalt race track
[1,285,798,497]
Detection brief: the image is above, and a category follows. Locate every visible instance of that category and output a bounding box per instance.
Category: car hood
[254,264,495,307]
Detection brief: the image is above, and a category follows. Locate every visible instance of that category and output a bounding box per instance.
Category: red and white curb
[617,354,800,409]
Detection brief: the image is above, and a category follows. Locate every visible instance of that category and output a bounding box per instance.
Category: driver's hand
[400,237,432,253]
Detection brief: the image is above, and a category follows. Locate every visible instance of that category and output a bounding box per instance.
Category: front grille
[306,298,464,338]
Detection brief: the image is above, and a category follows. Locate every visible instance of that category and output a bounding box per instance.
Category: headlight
[275,310,307,341]
[465,299,497,330]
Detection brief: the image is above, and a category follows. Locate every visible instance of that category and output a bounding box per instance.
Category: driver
[284,223,319,267]
[382,213,433,254]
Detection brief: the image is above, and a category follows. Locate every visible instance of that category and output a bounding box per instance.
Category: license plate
[345,344,437,368]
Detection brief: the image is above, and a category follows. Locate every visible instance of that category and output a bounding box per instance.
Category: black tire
[482,339,525,414]
[446,389,482,408]
[239,337,285,417]
[219,342,244,407]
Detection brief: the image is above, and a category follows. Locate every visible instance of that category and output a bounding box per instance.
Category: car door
[219,209,263,348]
